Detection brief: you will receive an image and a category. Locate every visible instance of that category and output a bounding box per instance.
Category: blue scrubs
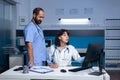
[24,22,47,66]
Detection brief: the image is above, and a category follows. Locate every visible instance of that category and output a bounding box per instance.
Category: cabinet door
[105,19,120,70]
[105,50,120,59]
[9,55,24,68]
[105,19,120,26]
[105,40,120,48]
[105,30,120,37]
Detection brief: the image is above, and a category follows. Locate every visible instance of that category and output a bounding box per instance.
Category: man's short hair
[33,7,44,15]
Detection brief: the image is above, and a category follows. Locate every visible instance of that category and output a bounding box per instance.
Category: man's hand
[29,59,34,68]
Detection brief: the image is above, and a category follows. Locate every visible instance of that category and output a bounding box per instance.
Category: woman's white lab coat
[47,45,84,67]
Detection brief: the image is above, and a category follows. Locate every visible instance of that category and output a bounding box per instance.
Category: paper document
[30,66,54,74]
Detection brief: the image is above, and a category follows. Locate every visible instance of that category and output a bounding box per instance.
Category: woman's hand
[50,63,58,68]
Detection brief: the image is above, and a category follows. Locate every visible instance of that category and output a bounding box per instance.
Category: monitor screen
[82,42,104,75]
[45,39,52,47]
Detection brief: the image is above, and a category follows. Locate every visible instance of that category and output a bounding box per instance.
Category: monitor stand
[89,71,105,76]
[89,50,105,76]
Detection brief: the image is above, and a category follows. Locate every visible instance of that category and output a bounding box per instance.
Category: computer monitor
[82,42,104,75]
[45,39,52,47]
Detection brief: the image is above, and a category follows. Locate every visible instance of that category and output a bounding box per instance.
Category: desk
[0,66,110,80]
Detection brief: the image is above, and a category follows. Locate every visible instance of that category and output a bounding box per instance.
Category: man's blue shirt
[24,22,47,66]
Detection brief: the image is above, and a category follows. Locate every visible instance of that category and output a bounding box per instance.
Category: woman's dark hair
[33,7,44,15]
[55,29,69,47]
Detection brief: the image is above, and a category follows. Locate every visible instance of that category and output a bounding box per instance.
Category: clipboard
[30,66,54,74]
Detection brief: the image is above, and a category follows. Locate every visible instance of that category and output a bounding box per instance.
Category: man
[24,7,47,68]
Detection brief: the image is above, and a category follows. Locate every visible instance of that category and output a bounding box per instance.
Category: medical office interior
[0,0,120,80]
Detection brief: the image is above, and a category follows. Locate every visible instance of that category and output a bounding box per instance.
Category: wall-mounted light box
[19,16,27,26]
[59,18,91,25]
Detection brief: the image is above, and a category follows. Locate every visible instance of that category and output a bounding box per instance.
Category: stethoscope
[32,21,45,41]
[35,24,43,36]
[31,19,44,37]
[51,46,69,64]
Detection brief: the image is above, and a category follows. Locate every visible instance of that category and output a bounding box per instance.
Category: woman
[47,29,84,68]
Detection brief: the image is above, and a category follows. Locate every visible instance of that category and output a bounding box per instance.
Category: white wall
[16,0,30,29]
[16,0,120,30]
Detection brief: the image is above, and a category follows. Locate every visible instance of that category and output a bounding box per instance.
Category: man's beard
[34,17,42,24]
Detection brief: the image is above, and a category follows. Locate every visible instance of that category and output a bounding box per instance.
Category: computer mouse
[60,69,67,73]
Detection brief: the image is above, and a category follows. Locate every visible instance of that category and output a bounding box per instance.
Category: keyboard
[13,67,23,71]
[68,66,92,72]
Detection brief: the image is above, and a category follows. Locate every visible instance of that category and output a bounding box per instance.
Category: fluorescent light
[59,18,90,25]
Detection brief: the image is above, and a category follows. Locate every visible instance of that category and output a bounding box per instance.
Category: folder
[30,66,54,74]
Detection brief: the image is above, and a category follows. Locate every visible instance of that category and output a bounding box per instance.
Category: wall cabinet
[9,54,24,68]
[105,19,120,70]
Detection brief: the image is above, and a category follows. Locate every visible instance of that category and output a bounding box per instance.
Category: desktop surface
[0,66,110,80]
